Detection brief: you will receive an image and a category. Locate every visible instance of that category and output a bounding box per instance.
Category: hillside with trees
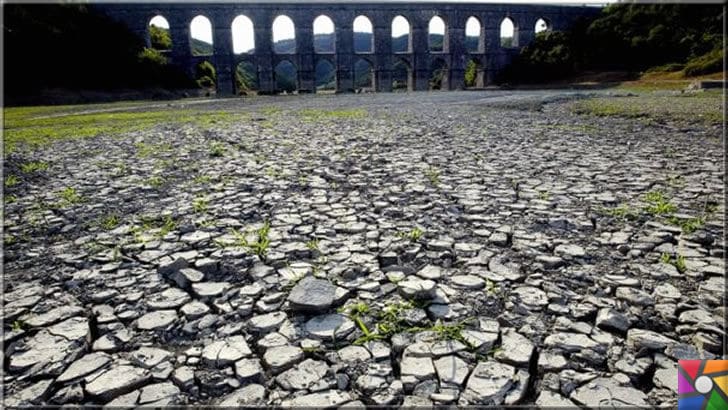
[501,3,724,83]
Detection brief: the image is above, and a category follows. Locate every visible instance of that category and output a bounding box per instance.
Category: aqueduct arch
[96,2,599,95]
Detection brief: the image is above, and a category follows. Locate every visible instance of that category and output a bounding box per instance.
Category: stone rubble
[2,91,723,406]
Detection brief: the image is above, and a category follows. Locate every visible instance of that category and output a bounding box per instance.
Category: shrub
[149,25,172,50]
[683,47,724,77]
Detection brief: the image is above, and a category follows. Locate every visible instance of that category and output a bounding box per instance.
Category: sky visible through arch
[149,0,613,53]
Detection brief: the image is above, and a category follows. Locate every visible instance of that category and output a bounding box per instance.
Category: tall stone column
[447,14,466,91]
[516,15,533,48]
[212,19,234,96]
[335,17,354,93]
[169,15,195,79]
[373,16,392,92]
[253,12,275,94]
[483,19,501,85]
[295,18,315,93]
[411,15,429,91]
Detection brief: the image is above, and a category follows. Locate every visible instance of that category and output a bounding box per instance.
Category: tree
[149,25,172,50]
[464,60,477,87]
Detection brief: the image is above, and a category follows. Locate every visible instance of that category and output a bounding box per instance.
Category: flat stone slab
[305,314,355,340]
[287,277,336,313]
[137,310,178,330]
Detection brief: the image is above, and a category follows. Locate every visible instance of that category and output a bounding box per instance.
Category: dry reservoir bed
[2,90,725,406]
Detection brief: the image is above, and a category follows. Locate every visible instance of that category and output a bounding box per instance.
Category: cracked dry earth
[2,91,725,407]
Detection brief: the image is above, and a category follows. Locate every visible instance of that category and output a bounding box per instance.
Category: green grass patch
[3,104,247,155]
[20,161,49,173]
[298,108,367,122]
[4,174,20,187]
[59,186,82,206]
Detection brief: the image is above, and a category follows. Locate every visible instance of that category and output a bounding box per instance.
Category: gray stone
[595,308,632,333]
[287,277,336,313]
[281,390,353,407]
[263,345,304,372]
[9,317,89,374]
[495,329,534,366]
[25,305,84,327]
[570,377,649,408]
[201,335,252,367]
[544,332,600,352]
[276,358,329,390]
[57,352,111,383]
[218,384,266,406]
[615,287,654,306]
[398,277,437,300]
[400,356,436,380]
[249,311,287,333]
[459,361,515,405]
[137,310,178,330]
[627,328,676,351]
[434,355,469,386]
[130,347,172,369]
[191,282,230,299]
[84,365,150,401]
[338,345,372,362]
[180,301,210,319]
[536,391,576,406]
[146,288,191,310]
[138,382,180,405]
[305,314,356,340]
[450,275,485,289]
[4,379,53,406]
[235,358,264,381]
[554,243,586,258]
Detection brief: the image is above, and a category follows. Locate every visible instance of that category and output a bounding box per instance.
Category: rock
[281,390,353,407]
[400,356,436,380]
[191,282,230,300]
[511,286,548,310]
[9,317,89,375]
[137,310,178,330]
[201,336,252,367]
[615,287,654,306]
[218,384,266,406]
[249,311,287,333]
[180,301,210,319]
[543,332,600,352]
[338,345,372,362]
[398,277,437,300]
[138,382,180,405]
[4,379,53,406]
[84,365,150,401]
[146,288,191,310]
[57,352,111,383]
[287,277,336,313]
[536,391,576,406]
[24,305,84,328]
[276,358,329,390]
[263,345,304,372]
[235,358,264,381]
[495,329,534,366]
[172,366,195,390]
[172,268,205,289]
[305,314,355,340]
[450,275,485,289]
[130,347,172,369]
[459,361,515,405]
[434,355,469,386]
[554,243,586,258]
[570,377,649,407]
[627,328,676,351]
[595,308,632,333]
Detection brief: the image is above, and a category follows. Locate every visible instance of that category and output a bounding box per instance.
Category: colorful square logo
[678,360,728,410]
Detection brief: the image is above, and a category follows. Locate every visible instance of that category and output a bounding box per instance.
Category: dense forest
[3,3,724,102]
[502,3,724,83]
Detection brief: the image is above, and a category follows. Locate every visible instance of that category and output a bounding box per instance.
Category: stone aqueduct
[94,2,600,96]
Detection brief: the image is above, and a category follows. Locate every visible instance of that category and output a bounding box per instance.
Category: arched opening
[273,15,296,54]
[190,15,213,56]
[235,61,258,95]
[429,58,448,90]
[392,58,412,91]
[274,60,297,93]
[149,16,172,51]
[535,18,551,34]
[500,17,518,48]
[313,15,335,53]
[465,16,482,53]
[195,60,216,90]
[232,15,255,54]
[464,57,484,88]
[353,15,374,53]
[392,16,411,53]
[354,58,374,91]
[428,16,446,53]
[315,59,336,92]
